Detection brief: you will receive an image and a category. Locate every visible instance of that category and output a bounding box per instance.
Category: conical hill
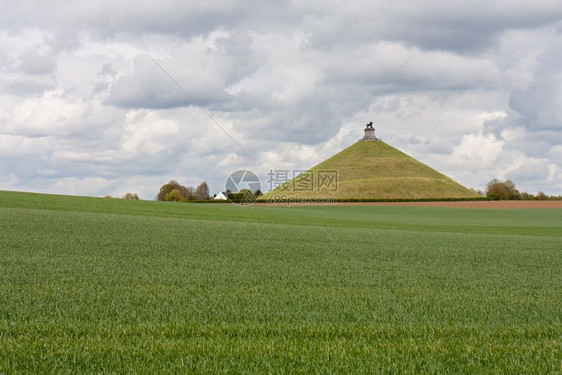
[262,139,479,200]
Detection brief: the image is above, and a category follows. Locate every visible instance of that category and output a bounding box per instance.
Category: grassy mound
[262,140,480,200]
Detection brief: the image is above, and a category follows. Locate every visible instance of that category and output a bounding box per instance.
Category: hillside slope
[262,140,479,200]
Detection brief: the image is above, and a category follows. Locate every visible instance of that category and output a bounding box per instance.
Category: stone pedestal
[362,127,379,141]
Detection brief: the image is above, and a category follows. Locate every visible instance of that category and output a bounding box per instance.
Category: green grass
[262,140,480,200]
[0,190,561,373]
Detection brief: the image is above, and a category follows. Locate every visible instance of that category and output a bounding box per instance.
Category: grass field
[0,190,561,373]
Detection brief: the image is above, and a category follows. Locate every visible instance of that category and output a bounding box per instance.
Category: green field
[0,190,561,373]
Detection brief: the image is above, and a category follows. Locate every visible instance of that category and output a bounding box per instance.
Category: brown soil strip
[256,201,562,209]
[333,201,562,209]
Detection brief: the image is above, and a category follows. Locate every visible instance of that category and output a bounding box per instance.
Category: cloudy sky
[1,0,562,198]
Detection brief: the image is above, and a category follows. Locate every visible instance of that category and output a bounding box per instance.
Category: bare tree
[194,181,210,200]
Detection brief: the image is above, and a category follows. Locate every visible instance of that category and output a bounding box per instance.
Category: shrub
[226,189,258,203]
[157,181,194,201]
[165,189,183,202]
[536,191,548,200]
[486,179,521,200]
[123,193,139,200]
[520,192,535,200]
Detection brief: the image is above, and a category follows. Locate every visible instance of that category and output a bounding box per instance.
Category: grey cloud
[507,161,550,182]
[106,55,202,109]
[0,0,295,50]
[106,35,258,110]
[303,2,562,53]
[1,78,54,96]
[18,49,57,75]
[324,49,501,92]
[3,1,562,60]
[1,0,562,196]
[93,63,118,94]
[509,84,562,133]
[484,36,562,156]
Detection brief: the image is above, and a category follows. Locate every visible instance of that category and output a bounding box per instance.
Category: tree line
[108,178,561,202]
[157,180,210,202]
[482,179,561,200]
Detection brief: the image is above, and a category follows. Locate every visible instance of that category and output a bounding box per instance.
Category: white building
[213,192,228,200]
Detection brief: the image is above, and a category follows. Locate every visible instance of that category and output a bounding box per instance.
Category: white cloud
[451,132,505,166]
[1,0,561,197]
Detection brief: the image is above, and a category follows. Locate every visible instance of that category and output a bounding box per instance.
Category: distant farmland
[0,190,561,373]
